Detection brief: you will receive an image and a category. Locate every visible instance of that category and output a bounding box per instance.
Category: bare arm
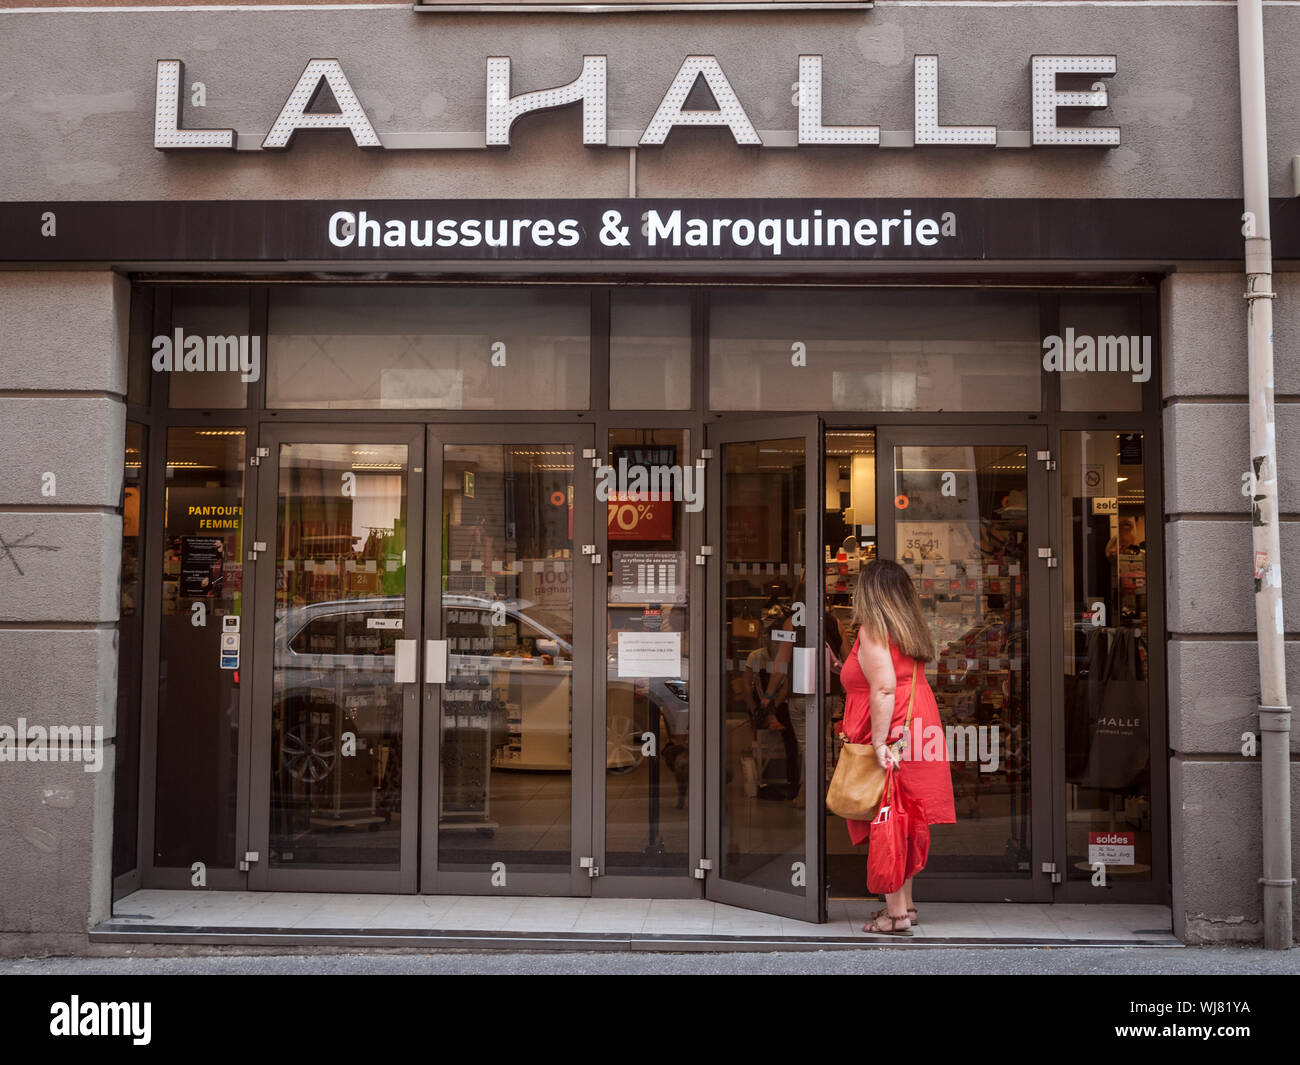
[857,634,898,768]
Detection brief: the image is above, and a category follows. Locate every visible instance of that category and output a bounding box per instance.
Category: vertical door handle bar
[425,639,448,684]
[394,639,417,684]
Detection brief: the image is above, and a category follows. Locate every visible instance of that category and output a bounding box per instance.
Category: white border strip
[0,0,1284,11]
[879,1,1244,5]
[0,4,405,12]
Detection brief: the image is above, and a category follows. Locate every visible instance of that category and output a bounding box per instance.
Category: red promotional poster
[608,491,674,541]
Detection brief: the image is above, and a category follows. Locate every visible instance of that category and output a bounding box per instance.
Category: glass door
[1052,428,1168,902]
[875,427,1052,902]
[420,426,597,896]
[705,417,824,922]
[591,426,703,897]
[248,425,424,892]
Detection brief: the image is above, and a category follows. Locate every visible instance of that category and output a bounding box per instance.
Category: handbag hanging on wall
[825,662,917,822]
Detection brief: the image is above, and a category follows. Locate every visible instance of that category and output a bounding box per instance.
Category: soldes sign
[154,53,1119,153]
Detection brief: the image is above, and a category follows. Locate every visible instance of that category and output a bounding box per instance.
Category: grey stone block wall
[0,273,129,394]
[0,6,1293,202]
[0,271,127,954]
[1163,270,1299,944]
[1172,761,1300,944]
[0,398,125,509]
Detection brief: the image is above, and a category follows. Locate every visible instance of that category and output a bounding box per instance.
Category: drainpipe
[1236,0,1293,950]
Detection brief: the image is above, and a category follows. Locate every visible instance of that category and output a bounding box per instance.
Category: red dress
[839,633,956,851]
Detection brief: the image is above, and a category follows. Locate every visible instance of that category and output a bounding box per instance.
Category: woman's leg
[864,885,912,933]
[872,878,919,925]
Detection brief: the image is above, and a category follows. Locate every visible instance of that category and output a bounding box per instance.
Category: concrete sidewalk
[92,890,1180,951]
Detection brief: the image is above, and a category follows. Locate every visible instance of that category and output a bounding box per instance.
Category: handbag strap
[901,660,918,733]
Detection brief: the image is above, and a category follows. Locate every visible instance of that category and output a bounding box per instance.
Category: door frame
[875,425,1054,904]
[704,415,826,923]
[247,423,426,894]
[419,423,597,897]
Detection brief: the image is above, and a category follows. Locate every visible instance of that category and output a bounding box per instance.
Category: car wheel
[281,716,337,783]
[606,730,646,774]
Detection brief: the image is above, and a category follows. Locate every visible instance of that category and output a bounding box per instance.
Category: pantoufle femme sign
[154,54,1120,152]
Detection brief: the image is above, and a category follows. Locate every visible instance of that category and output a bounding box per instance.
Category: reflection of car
[272,596,689,787]
[271,598,407,842]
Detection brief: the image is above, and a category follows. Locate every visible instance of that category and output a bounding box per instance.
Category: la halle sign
[154,54,1120,152]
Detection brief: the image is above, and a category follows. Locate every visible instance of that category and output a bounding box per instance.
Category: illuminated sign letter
[485,55,607,146]
[796,56,879,146]
[154,60,234,150]
[1030,55,1119,146]
[914,55,996,146]
[640,56,760,147]
[261,59,381,151]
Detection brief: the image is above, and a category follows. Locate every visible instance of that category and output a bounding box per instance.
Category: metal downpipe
[1236,0,1293,950]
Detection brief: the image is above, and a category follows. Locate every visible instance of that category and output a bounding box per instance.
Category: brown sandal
[863,912,913,936]
[872,906,919,924]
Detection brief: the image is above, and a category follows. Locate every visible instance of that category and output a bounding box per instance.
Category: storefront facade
[0,0,1297,950]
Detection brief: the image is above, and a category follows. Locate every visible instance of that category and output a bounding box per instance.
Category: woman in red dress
[839,559,955,936]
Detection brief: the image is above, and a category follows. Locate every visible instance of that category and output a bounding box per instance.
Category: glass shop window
[113,420,146,879]
[1061,430,1153,880]
[1057,295,1148,412]
[267,287,590,410]
[709,289,1042,412]
[610,290,692,410]
[152,427,245,868]
[166,288,252,410]
[127,288,153,408]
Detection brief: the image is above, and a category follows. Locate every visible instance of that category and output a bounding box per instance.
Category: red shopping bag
[905,820,931,880]
[867,766,909,895]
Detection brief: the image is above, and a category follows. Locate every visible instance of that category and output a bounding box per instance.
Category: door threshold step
[90,923,1183,952]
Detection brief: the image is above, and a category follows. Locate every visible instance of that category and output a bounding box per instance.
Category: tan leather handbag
[825,663,918,821]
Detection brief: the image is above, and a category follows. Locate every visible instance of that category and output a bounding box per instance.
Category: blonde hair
[851,559,936,661]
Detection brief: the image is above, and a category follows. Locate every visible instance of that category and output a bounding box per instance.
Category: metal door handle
[792,646,815,694]
[394,639,417,684]
[425,639,448,684]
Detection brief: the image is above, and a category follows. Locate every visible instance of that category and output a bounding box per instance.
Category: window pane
[610,291,692,409]
[270,443,410,870]
[113,421,146,878]
[1061,430,1152,880]
[127,289,152,408]
[719,437,809,897]
[438,443,577,873]
[166,288,251,409]
[605,429,691,874]
[1058,295,1148,411]
[153,428,245,867]
[267,287,590,410]
[710,289,1041,411]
